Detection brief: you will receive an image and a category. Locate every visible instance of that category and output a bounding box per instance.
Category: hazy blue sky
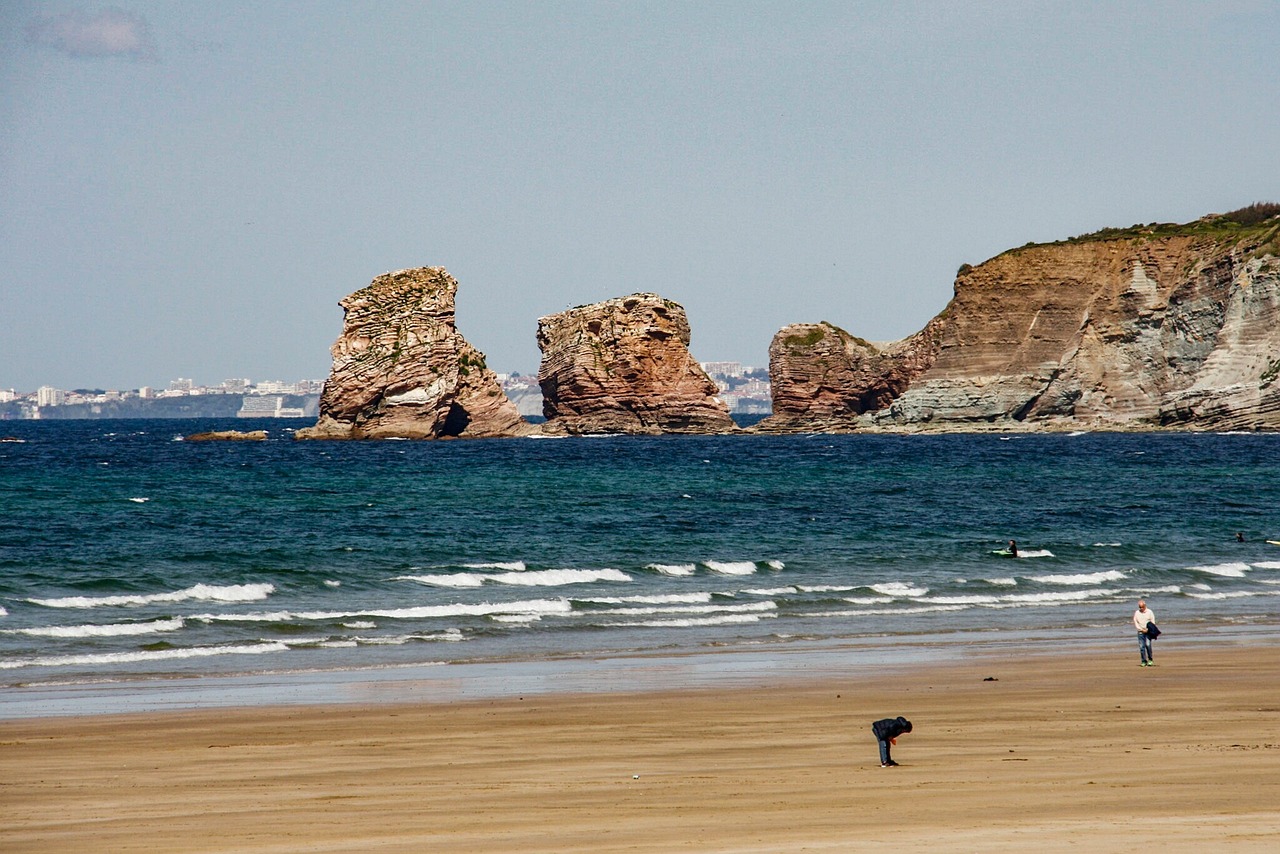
[3,1,1278,391]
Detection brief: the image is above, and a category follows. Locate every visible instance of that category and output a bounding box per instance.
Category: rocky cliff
[761,210,1280,432]
[755,317,946,432]
[295,267,532,440]
[537,293,737,435]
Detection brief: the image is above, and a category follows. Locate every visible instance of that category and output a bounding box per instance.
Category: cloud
[25,7,158,61]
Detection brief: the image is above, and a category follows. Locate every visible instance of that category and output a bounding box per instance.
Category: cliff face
[295,267,532,440]
[537,293,737,435]
[755,317,945,432]
[764,216,1280,431]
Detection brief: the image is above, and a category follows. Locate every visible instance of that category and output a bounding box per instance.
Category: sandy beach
[3,641,1279,853]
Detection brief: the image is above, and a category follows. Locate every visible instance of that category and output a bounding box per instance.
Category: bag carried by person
[1145,623,1161,639]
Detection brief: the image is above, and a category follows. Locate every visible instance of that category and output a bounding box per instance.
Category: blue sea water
[2,419,1279,710]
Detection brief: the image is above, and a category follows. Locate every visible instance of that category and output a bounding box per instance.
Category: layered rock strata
[762,214,1280,432]
[296,267,532,440]
[537,293,737,435]
[754,317,945,432]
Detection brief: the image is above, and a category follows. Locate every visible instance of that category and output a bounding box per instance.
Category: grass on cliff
[1001,203,1280,256]
[782,322,875,351]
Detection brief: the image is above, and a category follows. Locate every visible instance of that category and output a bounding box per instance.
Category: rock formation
[184,430,267,441]
[537,293,737,435]
[762,210,1280,432]
[295,267,532,440]
[755,317,946,432]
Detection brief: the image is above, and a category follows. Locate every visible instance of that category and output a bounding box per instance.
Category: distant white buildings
[701,361,746,378]
[236,396,306,418]
[2,377,324,419]
[37,386,66,407]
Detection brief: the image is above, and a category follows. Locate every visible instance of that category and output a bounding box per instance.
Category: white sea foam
[646,563,697,576]
[0,605,7,616]
[1030,570,1127,585]
[496,568,629,586]
[590,602,777,617]
[194,598,574,623]
[923,595,1003,605]
[1190,562,1251,578]
[1093,543,1123,547]
[764,560,785,570]
[869,582,928,597]
[398,568,629,588]
[29,583,276,609]
[1251,561,1280,570]
[1189,583,1212,591]
[576,593,712,605]
[8,617,184,638]
[797,585,856,593]
[1015,549,1055,558]
[1185,590,1264,600]
[324,580,342,588]
[843,596,894,605]
[998,589,1115,604]
[127,497,149,503]
[703,561,757,575]
[615,613,770,627]
[0,641,289,670]
[462,561,527,572]
[741,587,798,596]
[354,629,464,645]
[341,621,377,629]
[983,578,1018,586]
[398,573,486,588]
[812,604,969,617]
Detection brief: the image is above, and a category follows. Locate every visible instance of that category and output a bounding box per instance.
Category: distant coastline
[0,393,320,421]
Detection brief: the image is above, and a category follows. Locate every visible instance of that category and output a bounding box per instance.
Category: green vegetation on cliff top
[782,321,875,351]
[998,202,1280,258]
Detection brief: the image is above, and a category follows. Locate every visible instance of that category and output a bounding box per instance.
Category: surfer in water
[1007,539,1018,557]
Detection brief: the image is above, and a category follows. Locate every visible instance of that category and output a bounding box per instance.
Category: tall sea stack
[296,267,532,440]
[536,293,737,435]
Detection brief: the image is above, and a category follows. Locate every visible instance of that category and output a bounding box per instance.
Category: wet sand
[3,642,1279,852]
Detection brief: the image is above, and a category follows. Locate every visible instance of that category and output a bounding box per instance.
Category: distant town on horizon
[0,362,773,420]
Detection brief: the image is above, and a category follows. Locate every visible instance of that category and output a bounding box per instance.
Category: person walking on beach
[1133,599,1156,666]
[872,716,912,767]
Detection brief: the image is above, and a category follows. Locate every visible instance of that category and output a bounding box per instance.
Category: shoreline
[3,639,1279,852]
[6,620,1278,721]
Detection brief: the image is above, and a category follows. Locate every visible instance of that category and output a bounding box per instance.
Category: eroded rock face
[755,318,945,432]
[879,229,1280,430]
[537,293,737,435]
[295,267,532,440]
[763,217,1280,432]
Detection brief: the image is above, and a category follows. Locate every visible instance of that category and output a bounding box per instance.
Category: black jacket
[872,716,912,741]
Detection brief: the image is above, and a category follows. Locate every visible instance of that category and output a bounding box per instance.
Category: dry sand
[3,643,1279,853]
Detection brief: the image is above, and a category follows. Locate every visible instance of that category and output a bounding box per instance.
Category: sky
[3,1,1279,392]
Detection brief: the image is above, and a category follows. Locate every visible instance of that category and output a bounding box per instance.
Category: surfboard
[990,549,1016,557]
[1268,540,1280,546]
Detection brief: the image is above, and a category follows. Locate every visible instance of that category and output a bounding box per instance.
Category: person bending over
[872,716,912,767]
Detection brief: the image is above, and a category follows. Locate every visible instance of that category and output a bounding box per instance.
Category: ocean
[2,420,1279,715]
